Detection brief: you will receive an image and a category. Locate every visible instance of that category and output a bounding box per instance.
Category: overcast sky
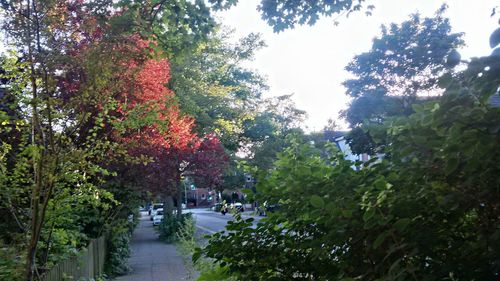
[217,0,499,131]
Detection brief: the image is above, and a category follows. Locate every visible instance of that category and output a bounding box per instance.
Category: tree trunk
[164,195,174,217]
[176,183,183,220]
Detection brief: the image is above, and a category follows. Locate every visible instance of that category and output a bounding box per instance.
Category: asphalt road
[187,208,262,235]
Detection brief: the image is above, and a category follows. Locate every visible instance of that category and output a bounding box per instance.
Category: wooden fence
[39,236,106,281]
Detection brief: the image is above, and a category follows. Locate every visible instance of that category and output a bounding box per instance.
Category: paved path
[114,212,188,281]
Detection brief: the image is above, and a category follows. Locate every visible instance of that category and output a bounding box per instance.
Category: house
[322,130,376,170]
[324,131,367,163]
[182,180,212,207]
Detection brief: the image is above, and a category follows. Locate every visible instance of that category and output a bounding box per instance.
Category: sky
[217,0,499,131]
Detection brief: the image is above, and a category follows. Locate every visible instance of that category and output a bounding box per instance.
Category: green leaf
[393,218,411,233]
[445,49,461,68]
[363,208,375,222]
[431,103,440,112]
[342,209,353,218]
[411,103,423,113]
[192,247,202,263]
[310,195,325,208]
[438,73,453,88]
[373,232,389,249]
[340,278,356,281]
[445,158,459,175]
[374,178,387,189]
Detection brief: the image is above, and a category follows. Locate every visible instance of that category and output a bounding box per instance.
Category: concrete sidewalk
[114,212,188,281]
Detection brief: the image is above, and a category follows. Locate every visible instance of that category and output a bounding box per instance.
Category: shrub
[0,241,23,281]
[158,213,193,243]
[105,228,132,277]
[197,55,500,280]
[175,216,236,281]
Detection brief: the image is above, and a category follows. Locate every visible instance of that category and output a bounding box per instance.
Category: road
[187,208,263,234]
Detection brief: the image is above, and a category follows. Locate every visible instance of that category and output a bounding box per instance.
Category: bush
[105,228,132,277]
[158,213,193,243]
[175,216,236,281]
[0,241,23,281]
[175,216,198,280]
[102,183,140,277]
[198,66,500,280]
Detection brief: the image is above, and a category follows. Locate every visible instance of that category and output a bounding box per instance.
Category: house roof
[323,130,348,142]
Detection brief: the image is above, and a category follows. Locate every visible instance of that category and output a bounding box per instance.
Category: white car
[153,210,164,226]
[150,204,163,220]
[231,202,244,212]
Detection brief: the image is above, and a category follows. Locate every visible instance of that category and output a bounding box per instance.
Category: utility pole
[184,181,187,206]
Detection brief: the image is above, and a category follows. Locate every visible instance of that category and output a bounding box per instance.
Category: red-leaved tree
[54,5,231,215]
[190,134,230,192]
[109,37,229,216]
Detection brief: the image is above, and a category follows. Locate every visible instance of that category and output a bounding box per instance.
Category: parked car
[150,204,163,220]
[232,202,244,212]
[212,203,223,212]
[258,204,279,216]
[153,210,164,226]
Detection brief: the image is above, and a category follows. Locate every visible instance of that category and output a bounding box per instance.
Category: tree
[0,0,243,278]
[344,6,464,124]
[197,52,500,281]
[342,7,464,154]
[243,94,306,171]
[170,30,268,152]
[93,35,232,218]
[97,36,193,218]
[0,0,214,277]
[0,1,123,278]
[112,0,238,57]
[190,134,230,193]
[257,0,373,32]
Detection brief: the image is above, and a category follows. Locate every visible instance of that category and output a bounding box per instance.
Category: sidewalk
[114,212,188,281]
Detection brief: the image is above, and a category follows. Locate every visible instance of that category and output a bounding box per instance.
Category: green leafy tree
[243,94,306,171]
[0,1,160,278]
[170,30,268,151]
[197,32,500,280]
[344,6,464,125]
[257,0,373,32]
[342,7,464,154]
[218,159,246,193]
[112,0,238,57]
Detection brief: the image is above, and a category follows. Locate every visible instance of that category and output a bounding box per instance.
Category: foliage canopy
[197,28,500,281]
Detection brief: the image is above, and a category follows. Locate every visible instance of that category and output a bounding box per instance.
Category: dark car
[258,204,280,216]
[212,203,223,212]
